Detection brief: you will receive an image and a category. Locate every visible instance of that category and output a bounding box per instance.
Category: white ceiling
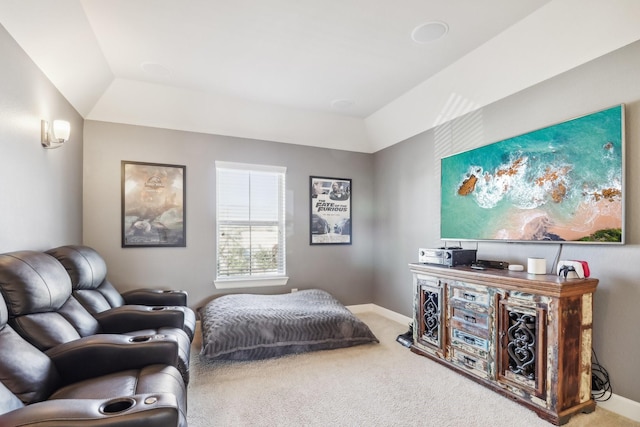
[2,0,640,152]
[83,0,552,118]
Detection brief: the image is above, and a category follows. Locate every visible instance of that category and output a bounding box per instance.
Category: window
[215,161,287,288]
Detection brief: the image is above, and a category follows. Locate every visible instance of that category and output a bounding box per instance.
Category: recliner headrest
[46,245,107,291]
[0,251,72,316]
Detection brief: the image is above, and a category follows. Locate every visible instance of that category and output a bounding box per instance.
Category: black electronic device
[418,248,477,267]
[475,259,509,269]
[396,324,414,348]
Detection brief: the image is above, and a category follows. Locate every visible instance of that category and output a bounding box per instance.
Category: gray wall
[0,25,83,253]
[82,121,374,310]
[373,40,640,403]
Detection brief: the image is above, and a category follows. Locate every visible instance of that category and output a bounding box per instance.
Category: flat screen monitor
[440,105,624,244]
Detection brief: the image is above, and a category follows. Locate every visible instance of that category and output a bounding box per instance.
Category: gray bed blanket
[199,289,379,361]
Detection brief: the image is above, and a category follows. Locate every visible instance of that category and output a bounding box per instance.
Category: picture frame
[121,161,186,247]
[310,176,351,245]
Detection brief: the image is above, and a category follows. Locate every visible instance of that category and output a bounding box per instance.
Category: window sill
[214,276,289,289]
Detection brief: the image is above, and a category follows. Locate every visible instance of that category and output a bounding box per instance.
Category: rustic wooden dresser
[409,263,598,425]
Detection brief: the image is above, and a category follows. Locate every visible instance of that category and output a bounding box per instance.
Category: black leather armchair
[0,291,186,426]
[47,245,196,341]
[0,250,191,384]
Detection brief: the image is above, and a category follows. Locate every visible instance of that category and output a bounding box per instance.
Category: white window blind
[215,161,287,287]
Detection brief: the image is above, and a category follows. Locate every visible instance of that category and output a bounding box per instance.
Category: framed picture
[310,176,351,245]
[121,161,186,247]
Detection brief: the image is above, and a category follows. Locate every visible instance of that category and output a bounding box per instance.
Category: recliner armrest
[95,305,185,333]
[46,334,179,384]
[0,393,180,427]
[121,289,188,306]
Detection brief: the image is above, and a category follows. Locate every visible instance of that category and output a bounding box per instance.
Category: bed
[199,289,379,361]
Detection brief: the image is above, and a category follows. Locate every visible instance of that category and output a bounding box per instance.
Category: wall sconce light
[41,119,71,149]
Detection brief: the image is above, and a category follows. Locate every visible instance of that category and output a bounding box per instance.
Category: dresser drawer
[451,306,489,328]
[451,348,489,379]
[451,328,489,357]
[450,284,490,306]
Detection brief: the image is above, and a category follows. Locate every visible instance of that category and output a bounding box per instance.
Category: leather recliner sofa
[0,290,187,426]
[47,244,196,341]
[0,250,191,385]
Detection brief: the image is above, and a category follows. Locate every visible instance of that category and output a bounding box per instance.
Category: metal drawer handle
[464,314,477,323]
[463,336,477,345]
[463,293,476,301]
[463,356,476,367]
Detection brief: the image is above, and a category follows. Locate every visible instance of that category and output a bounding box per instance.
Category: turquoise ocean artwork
[441,105,624,243]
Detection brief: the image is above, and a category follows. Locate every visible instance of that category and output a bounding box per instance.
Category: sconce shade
[53,120,70,142]
[41,119,70,149]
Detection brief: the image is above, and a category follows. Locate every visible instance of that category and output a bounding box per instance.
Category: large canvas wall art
[440,105,624,244]
[122,161,186,247]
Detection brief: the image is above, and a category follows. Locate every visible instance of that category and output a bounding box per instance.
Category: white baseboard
[346,303,412,325]
[348,303,640,423]
[597,393,640,422]
[345,303,376,315]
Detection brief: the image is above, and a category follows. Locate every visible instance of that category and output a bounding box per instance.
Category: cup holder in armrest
[101,397,136,414]
[129,335,153,343]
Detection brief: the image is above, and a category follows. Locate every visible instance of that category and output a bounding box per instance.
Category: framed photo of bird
[121,161,186,247]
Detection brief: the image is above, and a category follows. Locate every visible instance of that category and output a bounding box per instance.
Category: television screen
[440,105,624,244]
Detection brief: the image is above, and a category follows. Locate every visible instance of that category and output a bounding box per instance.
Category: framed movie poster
[310,176,351,245]
[122,161,186,247]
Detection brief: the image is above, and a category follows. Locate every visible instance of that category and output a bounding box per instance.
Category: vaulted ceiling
[2,1,639,152]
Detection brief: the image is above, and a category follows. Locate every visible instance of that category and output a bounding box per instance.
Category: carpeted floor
[187,312,638,426]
